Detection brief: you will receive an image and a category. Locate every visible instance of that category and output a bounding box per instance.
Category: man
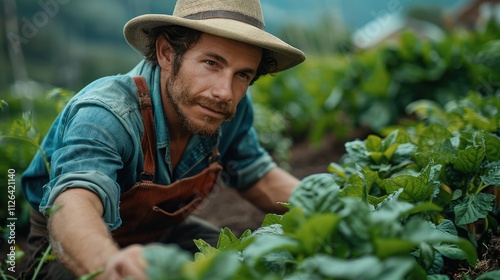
[20,0,305,279]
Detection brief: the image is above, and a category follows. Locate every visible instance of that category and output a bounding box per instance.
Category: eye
[204,60,216,67]
[236,72,250,80]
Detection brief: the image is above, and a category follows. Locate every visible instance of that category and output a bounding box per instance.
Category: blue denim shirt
[21,60,276,230]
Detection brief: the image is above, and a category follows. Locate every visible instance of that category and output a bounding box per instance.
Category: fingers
[100,245,148,280]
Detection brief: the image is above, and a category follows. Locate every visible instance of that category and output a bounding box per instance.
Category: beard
[165,74,236,138]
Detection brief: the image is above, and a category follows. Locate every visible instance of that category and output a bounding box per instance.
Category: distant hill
[262,0,469,34]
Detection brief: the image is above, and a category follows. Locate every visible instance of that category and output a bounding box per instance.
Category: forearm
[48,188,119,277]
[239,167,300,214]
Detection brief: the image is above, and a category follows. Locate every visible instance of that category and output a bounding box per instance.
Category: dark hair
[143,25,277,84]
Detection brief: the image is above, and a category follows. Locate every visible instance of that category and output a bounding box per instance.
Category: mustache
[194,96,236,118]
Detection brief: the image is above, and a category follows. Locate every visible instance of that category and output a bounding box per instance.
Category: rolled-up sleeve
[40,171,121,229]
[220,94,277,190]
[39,104,135,230]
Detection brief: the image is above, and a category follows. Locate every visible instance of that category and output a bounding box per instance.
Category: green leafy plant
[0,89,73,279]
[0,107,51,231]
[1,111,49,172]
[253,103,293,170]
[143,177,479,279]
[1,206,63,280]
[329,92,500,247]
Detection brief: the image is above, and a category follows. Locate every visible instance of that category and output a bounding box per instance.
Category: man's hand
[239,167,300,214]
[99,245,148,280]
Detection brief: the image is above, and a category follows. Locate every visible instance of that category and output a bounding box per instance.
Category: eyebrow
[204,51,257,76]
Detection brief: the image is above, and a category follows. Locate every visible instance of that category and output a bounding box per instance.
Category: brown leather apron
[111,76,222,247]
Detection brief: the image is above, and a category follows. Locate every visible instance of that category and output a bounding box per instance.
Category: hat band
[183,10,265,30]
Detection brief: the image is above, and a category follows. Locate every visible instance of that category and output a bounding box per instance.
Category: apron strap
[132,76,156,180]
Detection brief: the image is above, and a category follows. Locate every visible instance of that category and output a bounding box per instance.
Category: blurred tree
[3,0,29,83]
[277,13,352,55]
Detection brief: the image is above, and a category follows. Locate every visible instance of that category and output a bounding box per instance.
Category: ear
[156,35,174,70]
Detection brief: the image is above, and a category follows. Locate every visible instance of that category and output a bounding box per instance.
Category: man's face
[164,33,262,137]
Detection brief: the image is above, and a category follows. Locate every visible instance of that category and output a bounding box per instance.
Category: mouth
[198,104,228,119]
[193,96,235,121]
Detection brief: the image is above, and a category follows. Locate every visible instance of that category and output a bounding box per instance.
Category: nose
[211,75,233,102]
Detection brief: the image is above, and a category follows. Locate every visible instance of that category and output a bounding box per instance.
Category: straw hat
[124,0,305,72]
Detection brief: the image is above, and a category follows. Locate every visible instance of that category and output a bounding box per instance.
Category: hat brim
[123,15,305,73]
